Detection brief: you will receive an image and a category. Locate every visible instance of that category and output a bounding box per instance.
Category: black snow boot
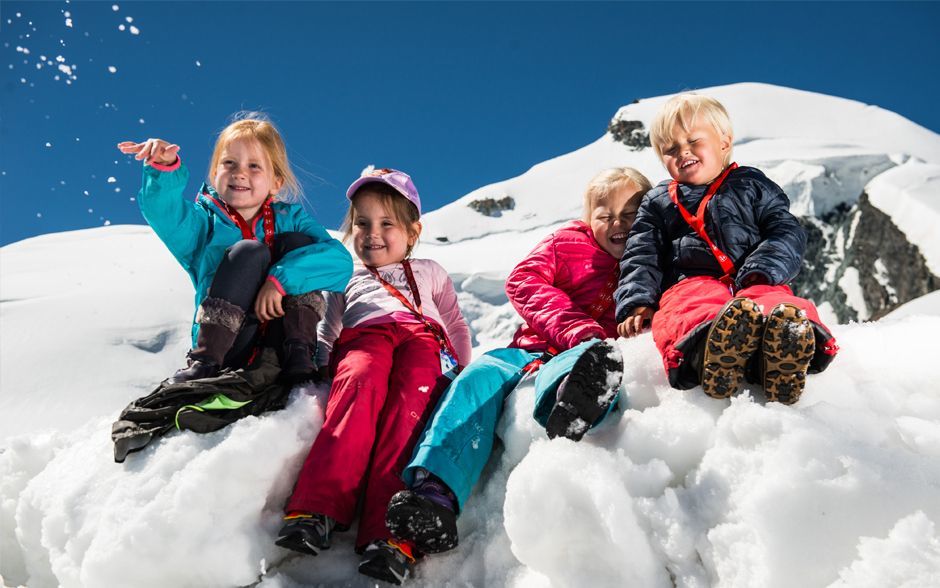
[280,291,325,385]
[545,340,623,441]
[386,472,459,554]
[358,539,416,586]
[167,297,245,384]
[275,513,338,556]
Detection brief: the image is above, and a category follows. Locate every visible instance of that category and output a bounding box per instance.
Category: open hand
[117,138,180,166]
[617,306,654,338]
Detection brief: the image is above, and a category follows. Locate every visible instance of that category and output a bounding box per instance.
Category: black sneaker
[545,340,623,441]
[274,514,336,556]
[358,540,415,585]
[386,489,458,554]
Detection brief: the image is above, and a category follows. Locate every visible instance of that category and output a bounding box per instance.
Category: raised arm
[118,139,208,278]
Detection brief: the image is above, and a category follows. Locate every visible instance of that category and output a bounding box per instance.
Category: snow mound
[4,317,940,587]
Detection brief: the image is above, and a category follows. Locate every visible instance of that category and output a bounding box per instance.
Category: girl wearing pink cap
[276,168,471,584]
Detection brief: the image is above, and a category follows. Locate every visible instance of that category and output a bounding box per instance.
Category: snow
[3,224,940,587]
[865,160,940,276]
[3,82,940,586]
[421,83,940,248]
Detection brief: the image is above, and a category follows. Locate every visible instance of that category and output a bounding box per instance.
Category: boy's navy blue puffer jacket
[614,166,806,322]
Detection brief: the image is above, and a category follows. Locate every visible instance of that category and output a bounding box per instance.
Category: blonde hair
[208,112,301,202]
[649,94,734,166]
[582,167,653,222]
[342,183,422,258]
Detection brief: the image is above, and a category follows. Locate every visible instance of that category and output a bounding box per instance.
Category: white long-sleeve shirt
[316,259,472,367]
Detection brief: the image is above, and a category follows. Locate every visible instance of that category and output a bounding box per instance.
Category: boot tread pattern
[762,303,815,405]
[545,341,623,441]
[701,297,764,399]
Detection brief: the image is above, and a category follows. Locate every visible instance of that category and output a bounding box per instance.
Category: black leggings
[208,232,314,367]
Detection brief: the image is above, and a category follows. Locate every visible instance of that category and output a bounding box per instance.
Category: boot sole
[386,491,458,554]
[701,298,763,399]
[762,303,815,405]
[545,341,623,441]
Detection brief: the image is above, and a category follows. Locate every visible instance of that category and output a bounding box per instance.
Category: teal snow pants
[403,339,618,509]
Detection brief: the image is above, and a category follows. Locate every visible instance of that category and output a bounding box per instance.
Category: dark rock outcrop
[468,196,515,217]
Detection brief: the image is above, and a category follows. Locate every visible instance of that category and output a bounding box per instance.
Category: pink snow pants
[285,321,448,549]
[653,276,837,387]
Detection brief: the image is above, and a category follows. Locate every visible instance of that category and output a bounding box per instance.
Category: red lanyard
[668,163,738,278]
[204,189,276,252]
[366,260,457,358]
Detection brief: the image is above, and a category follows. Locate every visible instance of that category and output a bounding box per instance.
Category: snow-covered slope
[3,83,940,587]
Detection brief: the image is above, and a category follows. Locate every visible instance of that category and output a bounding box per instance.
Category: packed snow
[3,83,940,587]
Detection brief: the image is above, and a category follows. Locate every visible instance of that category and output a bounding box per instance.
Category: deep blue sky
[2,1,939,246]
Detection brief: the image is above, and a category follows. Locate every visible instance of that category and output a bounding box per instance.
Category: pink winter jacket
[506,220,619,352]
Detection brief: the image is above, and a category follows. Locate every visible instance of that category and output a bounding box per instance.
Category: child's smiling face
[660,119,732,186]
[589,185,642,258]
[212,138,283,220]
[351,191,420,267]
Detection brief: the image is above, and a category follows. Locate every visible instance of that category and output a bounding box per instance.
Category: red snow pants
[653,276,837,389]
[285,321,449,549]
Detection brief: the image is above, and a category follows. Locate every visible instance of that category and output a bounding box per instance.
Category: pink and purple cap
[346,167,422,216]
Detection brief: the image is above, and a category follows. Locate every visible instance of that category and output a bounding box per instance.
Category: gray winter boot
[281,291,325,384]
[168,297,245,384]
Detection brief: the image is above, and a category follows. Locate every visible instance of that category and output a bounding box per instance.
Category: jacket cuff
[148,156,181,172]
[560,324,605,350]
[736,269,772,290]
[266,275,287,296]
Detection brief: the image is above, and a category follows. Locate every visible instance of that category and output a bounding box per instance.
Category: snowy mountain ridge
[2,83,940,587]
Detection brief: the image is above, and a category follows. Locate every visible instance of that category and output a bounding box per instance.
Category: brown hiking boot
[701,297,764,399]
[761,303,815,405]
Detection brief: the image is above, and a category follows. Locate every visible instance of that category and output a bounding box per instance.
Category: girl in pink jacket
[383,168,653,575]
[275,169,471,585]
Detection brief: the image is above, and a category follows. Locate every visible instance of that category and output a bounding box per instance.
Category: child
[117,114,352,383]
[383,168,653,571]
[275,168,472,585]
[616,93,838,402]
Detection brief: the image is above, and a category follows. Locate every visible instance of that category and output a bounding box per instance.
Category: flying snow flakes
[36,212,42,218]
[138,118,145,124]
[112,4,119,11]
[195,60,201,67]
[45,142,52,147]
[108,66,117,73]
[129,26,139,35]
[118,24,125,31]
[104,220,111,226]
[107,177,116,183]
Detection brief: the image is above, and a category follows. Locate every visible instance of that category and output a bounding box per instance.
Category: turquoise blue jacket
[138,161,353,344]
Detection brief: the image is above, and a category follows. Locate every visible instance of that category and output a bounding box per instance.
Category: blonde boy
[615,94,838,403]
